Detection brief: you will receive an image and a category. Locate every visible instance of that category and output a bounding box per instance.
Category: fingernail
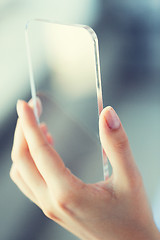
[104,107,120,130]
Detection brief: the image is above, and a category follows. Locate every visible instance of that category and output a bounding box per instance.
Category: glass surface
[25,19,108,182]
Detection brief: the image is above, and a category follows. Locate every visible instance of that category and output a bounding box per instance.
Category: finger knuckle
[43,208,54,219]
[114,135,129,152]
[54,174,85,214]
[11,149,16,161]
[10,166,18,181]
[40,201,59,221]
[55,191,78,216]
[11,148,28,164]
[11,149,21,162]
[43,208,60,221]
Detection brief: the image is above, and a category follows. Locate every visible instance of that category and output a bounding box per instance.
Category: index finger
[12,97,42,155]
[16,100,67,187]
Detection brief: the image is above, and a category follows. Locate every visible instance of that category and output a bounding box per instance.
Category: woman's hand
[10,100,160,240]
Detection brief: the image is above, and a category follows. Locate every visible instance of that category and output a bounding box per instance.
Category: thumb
[99,106,139,186]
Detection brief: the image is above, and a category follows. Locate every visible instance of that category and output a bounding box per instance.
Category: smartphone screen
[25,19,108,182]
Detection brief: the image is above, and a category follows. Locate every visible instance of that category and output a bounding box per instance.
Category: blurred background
[0,0,160,239]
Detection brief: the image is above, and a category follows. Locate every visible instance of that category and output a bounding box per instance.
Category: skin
[10,99,160,240]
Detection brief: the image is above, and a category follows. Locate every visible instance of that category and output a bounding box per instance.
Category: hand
[10,99,160,240]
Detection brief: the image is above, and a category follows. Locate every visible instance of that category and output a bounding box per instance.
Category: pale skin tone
[10,99,160,240]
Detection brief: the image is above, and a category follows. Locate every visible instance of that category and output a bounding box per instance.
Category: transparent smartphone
[25,19,108,182]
